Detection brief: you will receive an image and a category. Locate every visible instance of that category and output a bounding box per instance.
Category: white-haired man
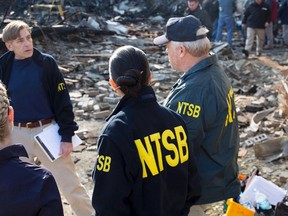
[153,15,241,216]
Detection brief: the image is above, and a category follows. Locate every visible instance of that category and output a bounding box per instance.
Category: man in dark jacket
[185,0,213,39]
[0,20,93,216]
[242,0,271,57]
[154,15,240,216]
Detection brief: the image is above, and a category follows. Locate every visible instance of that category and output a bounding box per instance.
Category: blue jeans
[216,15,234,47]
[211,19,218,42]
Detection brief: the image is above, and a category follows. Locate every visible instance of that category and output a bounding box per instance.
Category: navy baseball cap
[153,15,208,45]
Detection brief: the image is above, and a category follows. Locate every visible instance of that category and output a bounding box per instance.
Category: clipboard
[34,123,82,162]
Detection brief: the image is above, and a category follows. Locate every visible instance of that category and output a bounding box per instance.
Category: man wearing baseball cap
[154,15,241,216]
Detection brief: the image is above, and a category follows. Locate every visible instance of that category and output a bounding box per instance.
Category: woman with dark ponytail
[92,45,201,216]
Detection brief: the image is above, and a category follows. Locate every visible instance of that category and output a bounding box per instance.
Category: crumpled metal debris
[253,136,288,162]
[246,107,275,132]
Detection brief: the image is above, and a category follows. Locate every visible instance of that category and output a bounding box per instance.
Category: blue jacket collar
[0,144,28,162]
[182,54,218,80]
[106,86,156,122]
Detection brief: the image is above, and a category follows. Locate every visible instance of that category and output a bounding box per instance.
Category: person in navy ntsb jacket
[92,45,201,216]
[154,15,241,216]
[0,82,63,216]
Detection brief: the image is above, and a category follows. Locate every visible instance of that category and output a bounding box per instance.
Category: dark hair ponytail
[109,46,150,97]
[115,69,143,97]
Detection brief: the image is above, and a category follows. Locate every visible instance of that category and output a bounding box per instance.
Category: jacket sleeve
[0,51,14,86]
[43,55,78,142]
[242,7,250,24]
[181,125,201,215]
[92,135,133,216]
[38,172,64,216]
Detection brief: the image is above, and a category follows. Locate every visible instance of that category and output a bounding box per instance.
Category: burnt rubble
[0,1,287,215]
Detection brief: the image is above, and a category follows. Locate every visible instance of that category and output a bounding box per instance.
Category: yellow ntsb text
[134,126,189,178]
[176,101,201,118]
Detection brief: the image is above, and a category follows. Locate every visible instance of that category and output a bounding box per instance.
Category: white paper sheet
[34,123,82,162]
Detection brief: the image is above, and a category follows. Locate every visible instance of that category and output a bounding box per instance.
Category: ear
[148,71,152,82]
[5,42,13,51]
[109,78,118,90]
[8,106,14,123]
[179,44,187,58]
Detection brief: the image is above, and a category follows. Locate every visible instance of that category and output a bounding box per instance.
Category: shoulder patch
[58,82,66,92]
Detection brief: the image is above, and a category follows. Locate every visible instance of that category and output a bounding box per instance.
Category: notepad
[34,123,82,162]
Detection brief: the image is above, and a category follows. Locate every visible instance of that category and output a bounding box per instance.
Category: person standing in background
[153,15,241,216]
[185,0,213,40]
[216,0,237,48]
[203,0,219,42]
[278,0,288,46]
[240,0,255,45]
[0,81,64,216]
[242,0,270,58]
[0,20,94,216]
[264,0,278,49]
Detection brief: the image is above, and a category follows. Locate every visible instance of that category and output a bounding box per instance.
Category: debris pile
[0,1,287,215]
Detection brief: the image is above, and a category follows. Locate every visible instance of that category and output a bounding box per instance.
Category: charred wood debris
[1,0,288,197]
